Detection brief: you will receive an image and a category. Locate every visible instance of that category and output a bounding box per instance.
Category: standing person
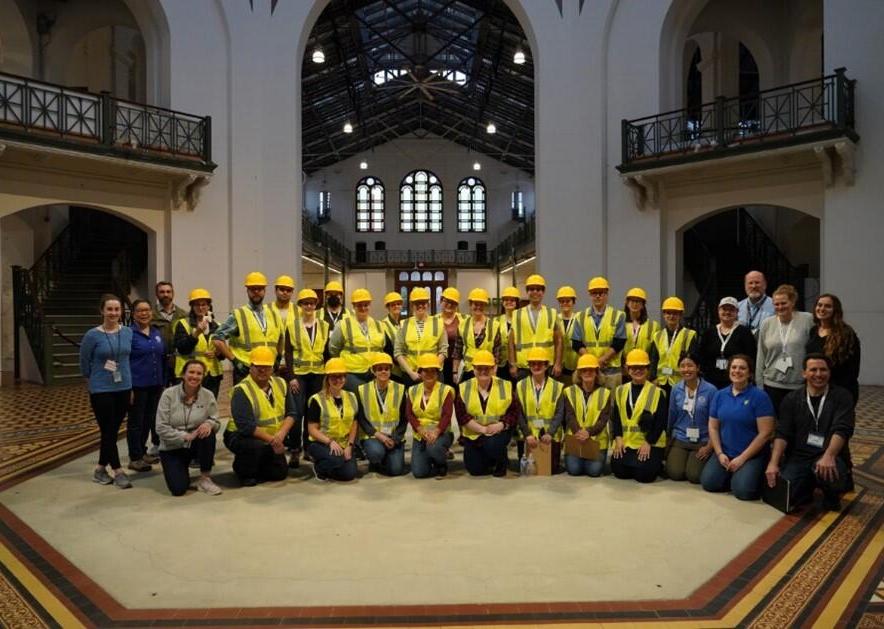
[270,275,298,383]
[702,355,775,501]
[329,289,387,392]
[515,348,565,474]
[455,350,520,477]
[454,288,503,383]
[213,272,283,385]
[382,292,405,382]
[508,274,563,381]
[395,287,448,386]
[155,360,222,496]
[556,286,580,383]
[173,288,222,399]
[562,354,611,477]
[356,353,408,476]
[806,294,861,405]
[696,297,757,389]
[496,286,520,380]
[622,287,660,381]
[406,354,455,479]
[306,358,359,482]
[610,349,667,483]
[738,271,775,335]
[321,280,350,328]
[666,354,717,484]
[573,277,626,390]
[439,287,462,385]
[649,297,698,397]
[126,299,165,471]
[756,284,814,414]
[151,281,187,383]
[78,294,134,489]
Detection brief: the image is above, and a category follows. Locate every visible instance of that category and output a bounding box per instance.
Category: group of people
[79,270,860,511]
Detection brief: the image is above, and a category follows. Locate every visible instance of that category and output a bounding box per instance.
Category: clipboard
[762,475,793,513]
[563,434,600,460]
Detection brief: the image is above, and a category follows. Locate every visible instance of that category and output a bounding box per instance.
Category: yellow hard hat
[297,288,318,303]
[274,275,295,289]
[384,292,403,306]
[351,288,372,304]
[525,274,546,288]
[526,347,550,363]
[410,287,431,302]
[325,280,343,294]
[416,354,441,370]
[371,352,393,368]
[249,346,275,366]
[576,354,600,370]
[324,357,348,375]
[662,296,685,312]
[556,286,577,300]
[243,271,267,287]
[587,276,610,292]
[441,287,460,303]
[188,288,212,303]
[471,349,496,368]
[625,349,651,367]
[625,287,648,301]
[467,288,490,303]
[501,286,521,300]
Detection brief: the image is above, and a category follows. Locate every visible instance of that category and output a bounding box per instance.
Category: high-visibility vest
[226,375,288,436]
[561,316,579,371]
[357,380,405,437]
[512,306,559,368]
[290,317,329,375]
[382,315,404,377]
[340,317,386,372]
[308,390,358,446]
[270,302,298,347]
[564,385,611,450]
[458,377,512,440]
[174,319,222,377]
[460,316,501,373]
[401,315,444,371]
[577,306,626,368]
[614,381,665,449]
[322,308,351,329]
[624,319,660,355]
[516,376,564,440]
[228,304,282,365]
[407,381,454,441]
[652,327,697,386]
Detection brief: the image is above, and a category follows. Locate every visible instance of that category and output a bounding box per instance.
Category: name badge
[686,427,700,442]
[112,370,123,383]
[774,356,792,373]
[532,419,546,429]
[661,367,673,375]
[104,359,118,372]
[715,358,728,370]
[806,432,825,448]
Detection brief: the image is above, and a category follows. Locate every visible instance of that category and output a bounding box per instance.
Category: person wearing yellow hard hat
[610,349,667,483]
[213,272,284,385]
[515,347,566,474]
[439,286,463,385]
[497,286,521,380]
[395,287,448,386]
[329,288,388,391]
[406,353,455,478]
[563,353,612,477]
[270,275,298,383]
[223,347,297,486]
[305,358,359,481]
[621,287,660,382]
[381,292,405,382]
[649,296,698,397]
[453,287,504,383]
[508,274,564,382]
[556,285,580,383]
[454,349,521,476]
[321,280,350,328]
[173,288,223,399]
[355,353,408,476]
[573,276,627,391]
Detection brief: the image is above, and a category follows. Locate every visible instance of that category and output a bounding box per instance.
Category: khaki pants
[665,440,708,484]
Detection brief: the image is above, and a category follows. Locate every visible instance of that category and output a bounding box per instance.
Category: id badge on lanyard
[805,392,827,448]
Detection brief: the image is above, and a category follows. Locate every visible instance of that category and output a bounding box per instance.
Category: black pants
[611,447,664,483]
[780,455,852,506]
[159,437,217,496]
[764,385,794,417]
[127,385,162,460]
[223,431,288,483]
[291,372,323,450]
[307,441,358,481]
[462,430,512,476]
[90,390,130,469]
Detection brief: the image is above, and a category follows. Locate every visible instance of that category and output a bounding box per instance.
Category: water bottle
[526,454,537,476]
[520,454,529,475]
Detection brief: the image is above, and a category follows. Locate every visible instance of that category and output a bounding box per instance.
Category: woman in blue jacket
[666,354,717,483]
[127,299,166,472]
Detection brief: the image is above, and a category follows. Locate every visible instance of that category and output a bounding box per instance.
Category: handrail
[736,208,807,304]
[684,230,717,332]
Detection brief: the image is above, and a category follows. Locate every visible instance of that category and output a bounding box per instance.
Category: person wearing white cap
[696,297,757,389]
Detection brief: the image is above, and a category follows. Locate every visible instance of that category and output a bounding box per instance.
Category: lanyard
[303,320,317,346]
[806,390,827,432]
[630,321,641,342]
[683,384,697,422]
[533,377,546,407]
[778,319,793,352]
[527,307,539,331]
[414,318,426,340]
[661,326,680,354]
[102,328,121,363]
[327,309,342,326]
[251,306,267,333]
[564,317,576,336]
[748,297,767,327]
[581,388,595,426]
[374,381,388,416]
[357,319,370,339]
[627,384,638,414]
[716,325,735,355]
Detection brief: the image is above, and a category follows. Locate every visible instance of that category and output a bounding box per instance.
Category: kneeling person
[357,353,408,476]
[306,358,359,481]
[562,354,611,477]
[406,354,455,478]
[516,348,565,474]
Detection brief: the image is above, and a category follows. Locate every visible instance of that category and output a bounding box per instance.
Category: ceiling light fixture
[486,122,496,134]
[473,161,481,171]
[311,48,325,64]
[359,160,368,170]
[513,49,526,65]
[343,121,353,134]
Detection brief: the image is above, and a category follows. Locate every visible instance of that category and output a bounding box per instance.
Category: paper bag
[563,435,600,460]
[534,441,553,476]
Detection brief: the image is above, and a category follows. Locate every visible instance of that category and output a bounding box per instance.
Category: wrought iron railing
[736,208,808,304]
[301,214,349,264]
[619,69,857,171]
[0,71,214,170]
[683,229,718,333]
[349,249,494,268]
[12,265,51,382]
[494,216,535,267]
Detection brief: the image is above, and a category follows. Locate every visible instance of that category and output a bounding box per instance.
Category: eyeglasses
[413,302,428,308]
[589,290,607,297]
[276,287,293,293]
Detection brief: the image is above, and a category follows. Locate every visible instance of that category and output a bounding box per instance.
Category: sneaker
[113,472,133,489]
[127,459,152,472]
[288,454,300,469]
[197,477,222,496]
[312,465,328,482]
[147,444,159,457]
[93,468,113,485]
[189,460,201,469]
[143,453,159,465]
[241,477,258,487]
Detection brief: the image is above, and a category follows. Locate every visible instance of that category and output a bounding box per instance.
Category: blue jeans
[462,430,512,476]
[411,431,453,478]
[700,454,766,500]
[565,453,606,477]
[307,441,358,481]
[361,438,406,476]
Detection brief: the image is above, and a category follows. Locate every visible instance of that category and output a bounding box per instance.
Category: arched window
[457,176,486,232]
[355,176,384,232]
[400,169,442,232]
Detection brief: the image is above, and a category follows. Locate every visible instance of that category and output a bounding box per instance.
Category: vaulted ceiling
[302,0,534,175]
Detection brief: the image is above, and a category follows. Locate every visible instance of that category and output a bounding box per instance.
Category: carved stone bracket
[623,174,660,210]
[834,141,855,186]
[0,143,6,158]
[171,174,210,211]
[813,142,856,188]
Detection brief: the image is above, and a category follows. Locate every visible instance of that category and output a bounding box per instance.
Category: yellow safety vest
[382,316,404,377]
[357,380,405,437]
[561,316,579,371]
[614,381,665,449]
[226,375,288,436]
[564,385,611,450]
[516,376,564,439]
[340,317,386,373]
[229,304,283,365]
[323,308,351,328]
[407,381,454,441]
[577,306,626,368]
[290,317,329,375]
[652,327,698,386]
[271,302,298,348]
[460,316,501,373]
[308,390,358,446]
[624,319,660,355]
[512,305,559,368]
[458,377,512,440]
[401,315,444,371]
[174,319,222,377]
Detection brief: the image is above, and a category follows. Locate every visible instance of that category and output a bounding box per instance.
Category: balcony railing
[618,69,858,172]
[302,214,349,264]
[494,216,535,266]
[0,71,215,171]
[349,249,494,268]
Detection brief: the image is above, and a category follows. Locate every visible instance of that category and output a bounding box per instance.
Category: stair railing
[736,208,807,303]
[684,229,718,333]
